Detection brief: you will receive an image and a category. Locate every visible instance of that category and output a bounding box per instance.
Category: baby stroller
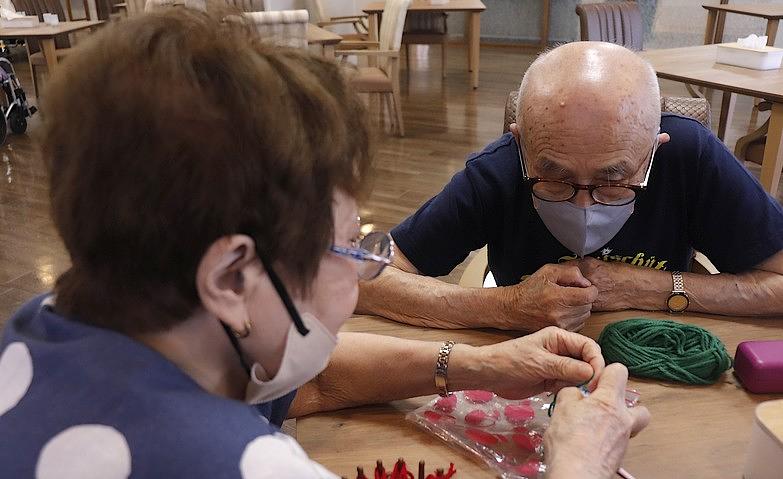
[0,56,36,144]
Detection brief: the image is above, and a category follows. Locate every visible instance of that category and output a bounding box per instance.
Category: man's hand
[498,263,598,331]
[449,326,604,399]
[576,257,668,312]
[543,364,651,479]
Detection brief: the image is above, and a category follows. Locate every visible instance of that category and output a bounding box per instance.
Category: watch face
[668,294,689,312]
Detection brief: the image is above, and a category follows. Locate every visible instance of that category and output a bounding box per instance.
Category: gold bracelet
[434,340,455,397]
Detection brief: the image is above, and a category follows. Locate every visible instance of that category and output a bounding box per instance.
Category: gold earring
[232,318,253,339]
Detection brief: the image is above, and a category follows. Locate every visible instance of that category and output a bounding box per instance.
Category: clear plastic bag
[406,389,640,479]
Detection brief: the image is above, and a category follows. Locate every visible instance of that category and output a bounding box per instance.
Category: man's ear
[509,122,521,139]
[196,235,259,333]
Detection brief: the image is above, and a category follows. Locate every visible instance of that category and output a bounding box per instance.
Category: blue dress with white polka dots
[0,295,338,478]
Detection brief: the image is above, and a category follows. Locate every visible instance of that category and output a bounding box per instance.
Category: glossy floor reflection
[0,43,778,326]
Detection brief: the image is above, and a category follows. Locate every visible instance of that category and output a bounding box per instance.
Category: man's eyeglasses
[330,231,394,280]
[517,130,660,206]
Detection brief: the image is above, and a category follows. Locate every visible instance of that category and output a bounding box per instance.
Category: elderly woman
[0,10,647,478]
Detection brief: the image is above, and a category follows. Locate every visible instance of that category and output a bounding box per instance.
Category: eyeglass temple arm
[640,129,661,188]
[258,253,310,336]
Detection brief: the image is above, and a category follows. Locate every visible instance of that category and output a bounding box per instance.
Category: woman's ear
[196,235,258,334]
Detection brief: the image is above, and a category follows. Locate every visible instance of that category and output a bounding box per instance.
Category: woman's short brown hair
[42,8,371,334]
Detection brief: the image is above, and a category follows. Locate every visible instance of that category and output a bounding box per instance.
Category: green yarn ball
[597,318,733,385]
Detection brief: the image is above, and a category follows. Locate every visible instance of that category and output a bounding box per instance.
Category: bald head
[513,42,662,196]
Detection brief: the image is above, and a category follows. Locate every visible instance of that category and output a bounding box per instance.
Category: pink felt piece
[512,433,543,452]
[434,394,458,413]
[464,409,497,427]
[504,404,535,424]
[423,410,455,423]
[515,460,542,477]
[466,428,500,446]
[464,390,494,403]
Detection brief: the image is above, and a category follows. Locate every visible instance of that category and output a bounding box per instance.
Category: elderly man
[359,41,783,331]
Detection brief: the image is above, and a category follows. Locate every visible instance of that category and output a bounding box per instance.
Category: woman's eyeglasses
[330,231,394,280]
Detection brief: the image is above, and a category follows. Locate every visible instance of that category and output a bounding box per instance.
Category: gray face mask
[533,196,634,258]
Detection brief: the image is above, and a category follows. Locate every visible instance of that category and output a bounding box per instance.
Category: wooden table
[307,23,342,58]
[0,21,103,75]
[297,310,783,478]
[362,0,486,89]
[642,45,783,196]
[703,2,783,46]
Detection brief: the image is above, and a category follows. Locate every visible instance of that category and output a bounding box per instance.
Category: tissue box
[743,399,783,479]
[0,15,39,28]
[716,42,783,70]
[734,340,783,393]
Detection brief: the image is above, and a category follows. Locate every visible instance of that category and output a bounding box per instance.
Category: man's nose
[571,189,595,208]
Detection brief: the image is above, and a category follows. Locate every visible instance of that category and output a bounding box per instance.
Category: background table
[703,2,783,46]
[0,21,103,74]
[307,23,342,58]
[297,310,783,478]
[362,0,486,89]
[641,44,783,196]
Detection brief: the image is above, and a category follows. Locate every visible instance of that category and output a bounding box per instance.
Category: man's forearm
[357,266,506,329]
[288,332,484,417]
[607,267,783,316]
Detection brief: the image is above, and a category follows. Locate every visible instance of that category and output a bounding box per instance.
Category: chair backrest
[502,90,711,133]
[404,11,446,35]
[303,0,326,24]
[262,0,300,11]
[225,0,261,11]
[244,9,309,49]
[126,0,146,15]
[575,1,643,51]
[379,0,410,52]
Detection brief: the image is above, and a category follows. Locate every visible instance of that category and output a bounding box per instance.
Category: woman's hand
[449,326,605,399]
[543,364,651,479]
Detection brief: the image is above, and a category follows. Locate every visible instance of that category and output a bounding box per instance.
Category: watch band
[434,340,455,397]
[672,271,685,293]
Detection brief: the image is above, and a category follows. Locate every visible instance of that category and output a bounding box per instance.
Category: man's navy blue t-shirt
[392,114,783,286]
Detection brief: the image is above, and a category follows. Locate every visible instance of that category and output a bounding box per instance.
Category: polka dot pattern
[35,424,131,479]
[0,342,33,417]
[240,433,339,478]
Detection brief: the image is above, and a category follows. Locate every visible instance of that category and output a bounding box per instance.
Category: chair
[575,1,643,51]
[461,90,716,287]
[305,0,368,41]
[337,0,410,137]
[13,0,72,98]
[402,12,448,79]
[244,9,309,49]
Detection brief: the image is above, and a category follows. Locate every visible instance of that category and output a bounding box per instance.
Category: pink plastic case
[734,340,783,393]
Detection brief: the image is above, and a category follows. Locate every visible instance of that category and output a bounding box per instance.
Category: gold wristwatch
[667,271,689,313]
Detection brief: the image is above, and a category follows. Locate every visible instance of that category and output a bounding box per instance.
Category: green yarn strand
[598,318,732,385]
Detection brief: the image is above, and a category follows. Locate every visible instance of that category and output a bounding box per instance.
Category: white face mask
[245,312,338,404]
[533,196,635,258]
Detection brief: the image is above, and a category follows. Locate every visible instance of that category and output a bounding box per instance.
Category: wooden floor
[0,43,779,324]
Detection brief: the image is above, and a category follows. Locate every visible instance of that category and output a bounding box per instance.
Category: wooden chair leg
[376,93,384,130]
[31,65,41,100]
[405,44,410,71]
[384,93,396,134]
[391,85,404,137]
[441,41,447,79]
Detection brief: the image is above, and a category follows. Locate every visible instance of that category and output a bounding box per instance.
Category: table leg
[65,0,74,21]
[540,0,550,51]
[718,91,736,141]
[760,102,783,196]
[41,38,58,76]
[368,13,378,42]
[465,11,472,72]
[765,19,779,46]
[703,10,717,44]
[469,12,480,89]
[323,44,335,59]
[714,11,727,43]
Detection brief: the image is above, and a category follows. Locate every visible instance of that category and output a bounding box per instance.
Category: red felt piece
[515,459,542,478]
[464,409,497,427]
[465,428,500,446]
[423,410,455,423]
